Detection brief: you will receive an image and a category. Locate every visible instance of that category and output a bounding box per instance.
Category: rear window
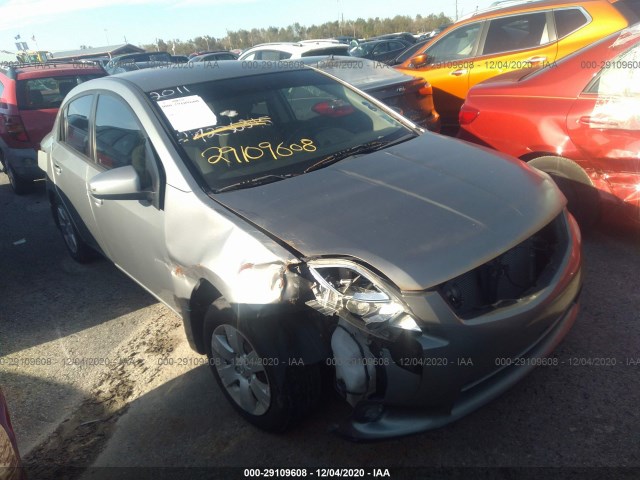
[614,0,640,23]
[301,47,349,57]
[554,8,589,38]
[17,74,102,110]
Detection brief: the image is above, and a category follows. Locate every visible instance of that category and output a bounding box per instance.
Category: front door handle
[53,163,62,175]
[579,116,620,128]
[450,69,468,76]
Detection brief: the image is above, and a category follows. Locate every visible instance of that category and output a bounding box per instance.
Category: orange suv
[395,0,640,128]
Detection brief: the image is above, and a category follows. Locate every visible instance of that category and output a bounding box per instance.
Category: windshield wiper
[303,135,417,174]
[213,173,296,193]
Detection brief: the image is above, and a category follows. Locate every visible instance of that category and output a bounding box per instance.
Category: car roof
[245,41,348,54]
[90,61,310,92]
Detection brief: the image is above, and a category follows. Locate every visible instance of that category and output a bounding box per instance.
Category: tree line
[138,13,452,55]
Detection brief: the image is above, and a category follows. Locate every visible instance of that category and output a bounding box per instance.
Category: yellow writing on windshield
[203,139,317,165]
[193,116,273,140]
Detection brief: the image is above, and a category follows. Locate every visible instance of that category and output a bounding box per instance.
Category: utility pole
[455,0,458,20]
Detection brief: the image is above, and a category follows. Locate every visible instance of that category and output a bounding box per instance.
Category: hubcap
[56,205,78,254]
[211,324,271,416]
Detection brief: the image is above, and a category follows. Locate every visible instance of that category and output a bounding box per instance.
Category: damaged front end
[294,212,581,440]
[299,259,424,422]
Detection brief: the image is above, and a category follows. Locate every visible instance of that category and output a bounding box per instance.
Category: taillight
[418,83,433,96]
[459,105,479,125]
[312,100,354,117]
[2,114,30,142]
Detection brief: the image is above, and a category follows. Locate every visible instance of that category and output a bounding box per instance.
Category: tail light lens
[418,83,433,96]
[2,114,30,142]
[459,105,479,125]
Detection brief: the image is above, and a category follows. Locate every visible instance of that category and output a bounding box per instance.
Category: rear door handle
[579,116,619,128]
[450,69,468,76]
[526,56,547,64]
[53,163,62,175]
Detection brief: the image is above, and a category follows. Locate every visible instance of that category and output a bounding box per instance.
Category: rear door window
[554,8,589,39]
[482,12,550,55]
[62,94,93,156]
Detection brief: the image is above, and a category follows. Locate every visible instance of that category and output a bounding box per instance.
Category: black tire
[527,155,600,229]
[54,198,95,263]
[204,298,322,432]
[5,164,30,195]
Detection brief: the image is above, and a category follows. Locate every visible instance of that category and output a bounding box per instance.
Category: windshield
[148,69,411,192]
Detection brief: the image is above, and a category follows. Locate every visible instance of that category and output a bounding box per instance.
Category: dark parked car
[370,32,417,44]
[391,39,430,66]
[170,55,189,64]
[188,51,239,63]
[304,56,440,131]
[458,25,640,227]
[349,39,412,64]
[0,62,106,193]
[40,61,581,440]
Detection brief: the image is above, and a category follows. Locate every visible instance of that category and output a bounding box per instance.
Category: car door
[88,93,172,300]
[385,41,409,63]
[566,42,640,204]
[415,21,484,127]
[51,94,103,246]
[469,11,558,94]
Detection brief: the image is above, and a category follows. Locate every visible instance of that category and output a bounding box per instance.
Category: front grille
[438,214,569,318]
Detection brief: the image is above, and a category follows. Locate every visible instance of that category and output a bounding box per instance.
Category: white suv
[239,40,349,60]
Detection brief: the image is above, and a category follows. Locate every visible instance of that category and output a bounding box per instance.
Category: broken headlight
[306,260,421,333]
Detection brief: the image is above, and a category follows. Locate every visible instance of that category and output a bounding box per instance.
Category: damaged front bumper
[305,212,582,440]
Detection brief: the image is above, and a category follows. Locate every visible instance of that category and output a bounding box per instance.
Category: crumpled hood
[215,133,564,291]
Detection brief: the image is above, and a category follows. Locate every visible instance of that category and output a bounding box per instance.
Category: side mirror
[409,54,431,68]
[89,165,150,201]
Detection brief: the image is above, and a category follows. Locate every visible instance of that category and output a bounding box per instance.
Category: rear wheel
[54,199,95,263]
[204,298,322,432]
[528,156,600,229]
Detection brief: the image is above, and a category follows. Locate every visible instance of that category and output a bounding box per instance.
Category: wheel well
[520,152,555,163]
[188,279,222,354]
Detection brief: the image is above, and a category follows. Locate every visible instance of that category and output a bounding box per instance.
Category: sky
[0,0,497,53]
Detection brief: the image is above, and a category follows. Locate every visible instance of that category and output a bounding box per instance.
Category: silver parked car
[39,62,582,440]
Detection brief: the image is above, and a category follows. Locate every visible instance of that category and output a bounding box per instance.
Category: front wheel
[204,298,322,432]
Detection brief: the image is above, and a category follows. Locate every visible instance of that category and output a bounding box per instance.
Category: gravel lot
[1,172,639,480]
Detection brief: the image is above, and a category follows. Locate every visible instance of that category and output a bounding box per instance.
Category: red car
[0,62,105,194]
[458,25,640,227]
[0,389,26,480]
